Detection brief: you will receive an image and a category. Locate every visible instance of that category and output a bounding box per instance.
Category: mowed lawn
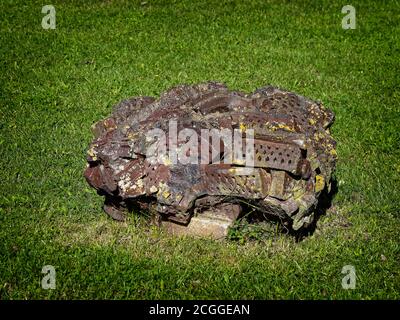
[0,0,399,299]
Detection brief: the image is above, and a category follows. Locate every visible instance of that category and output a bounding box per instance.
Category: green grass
[0,0,399,299]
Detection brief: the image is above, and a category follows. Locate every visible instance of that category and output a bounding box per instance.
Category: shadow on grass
[96,178,339,243]
[294,178,339,241]
[227,179,339,243]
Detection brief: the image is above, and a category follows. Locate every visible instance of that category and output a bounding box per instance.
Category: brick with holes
[84,82,337,238]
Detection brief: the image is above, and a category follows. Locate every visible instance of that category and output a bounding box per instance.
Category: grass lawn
[0,0,399,299]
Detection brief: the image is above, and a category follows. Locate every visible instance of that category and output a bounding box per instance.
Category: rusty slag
[84,82,337,238]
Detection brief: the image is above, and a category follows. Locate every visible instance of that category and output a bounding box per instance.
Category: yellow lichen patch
[228,167,253,175]
[156,182,171,199]
[313,132,326,142]
[228,168,237,174]
[231,157,245,166]
[87,147,97,161]
[175,194,183,202]
[162,155,173,166]
[309,118,316,125]
[329,148,337,157]
[293,186,306,200]
[127,131,136,140]
[276,123,295,132]
[315,175,325,193]
[239,123,247,132]
[162,190,170,199]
